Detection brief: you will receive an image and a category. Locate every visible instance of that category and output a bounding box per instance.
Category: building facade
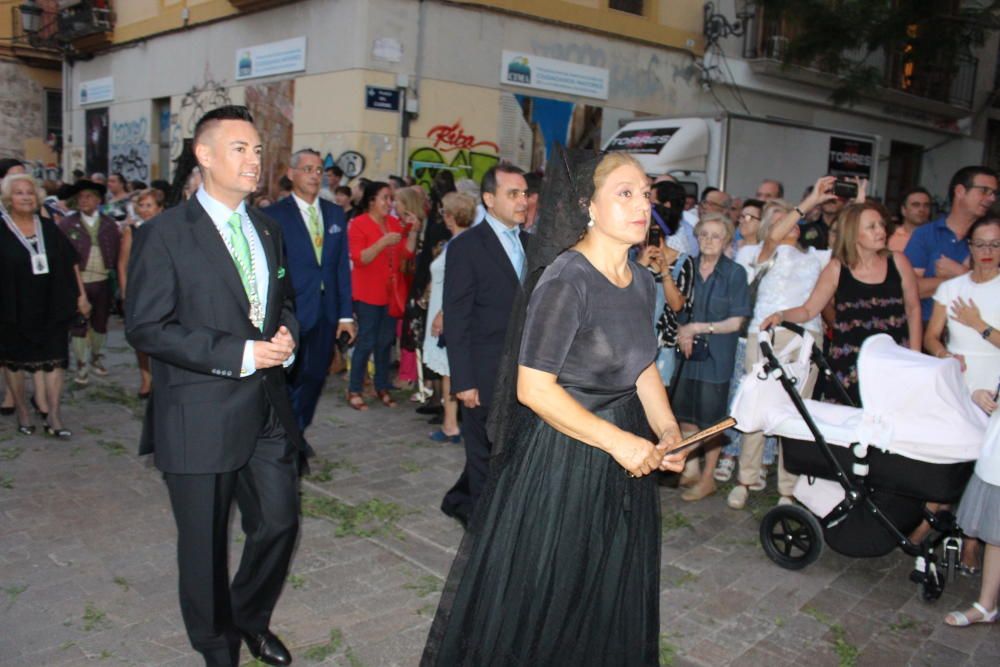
[54,0,997,205]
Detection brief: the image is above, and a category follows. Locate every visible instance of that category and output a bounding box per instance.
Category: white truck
[603,113,881,201]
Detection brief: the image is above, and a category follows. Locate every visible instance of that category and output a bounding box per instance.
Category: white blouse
[736,244,831,335]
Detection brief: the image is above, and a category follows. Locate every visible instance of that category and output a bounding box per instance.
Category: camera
[833,178,858,200]
[334,330,352,352]
[647,223,662,247]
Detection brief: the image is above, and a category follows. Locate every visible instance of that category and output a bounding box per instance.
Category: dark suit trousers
[442,403,491,519]
[163,406,299,666]
[287,316,335,432]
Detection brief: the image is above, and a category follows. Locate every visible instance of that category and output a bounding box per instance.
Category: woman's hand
[949,296,986,331]
[403,212,423,234]
[636,244,661,271]
[971,388,998,415]
[78,294,92,317]
[431,311,444,337]
[801,176,837,211]
[655,424,685,472]
[759,311,783,331]
[661,243,679,268]
[381,231,403,247]
[677,323,698,358]
[611,433,664,477]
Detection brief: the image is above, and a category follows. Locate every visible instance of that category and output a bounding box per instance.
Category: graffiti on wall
[169,76,233,163]
[26,160,63,182]
[323,151,367,179]
[407,120,500,189]
[110,116,150,181]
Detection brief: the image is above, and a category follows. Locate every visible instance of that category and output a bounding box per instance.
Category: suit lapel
[187,198,251,314]
[247,207,279,332]
[479,222,519,286]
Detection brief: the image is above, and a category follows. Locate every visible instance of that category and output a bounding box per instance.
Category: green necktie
[307,204,322,262]
[226,212,255,299]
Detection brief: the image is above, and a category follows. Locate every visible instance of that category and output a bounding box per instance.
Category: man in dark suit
[440,165,528,526]
[126,106,300,667]
[264,149,354,435]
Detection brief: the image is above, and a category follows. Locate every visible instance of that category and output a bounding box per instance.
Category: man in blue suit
[264,149,354,434]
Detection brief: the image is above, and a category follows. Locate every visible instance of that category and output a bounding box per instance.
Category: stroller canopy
[732,333,987,464]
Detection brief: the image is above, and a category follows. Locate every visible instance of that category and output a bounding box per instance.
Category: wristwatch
[983,326,994,340]
[708,323,715,334]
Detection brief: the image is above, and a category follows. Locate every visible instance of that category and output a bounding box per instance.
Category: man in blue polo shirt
[905,165,998,323]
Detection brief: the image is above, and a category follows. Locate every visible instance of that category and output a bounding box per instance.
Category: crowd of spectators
[2,150,998,628]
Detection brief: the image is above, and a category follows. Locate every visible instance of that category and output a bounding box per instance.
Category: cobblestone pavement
[1,323,999,666]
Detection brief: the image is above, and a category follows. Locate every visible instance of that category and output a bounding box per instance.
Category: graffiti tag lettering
[110,117,150,181]
[426,122,499,153]
[407,147,498,190]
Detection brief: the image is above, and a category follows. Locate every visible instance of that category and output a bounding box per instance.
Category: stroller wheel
[760,505,823,570]
[921,563,945,601]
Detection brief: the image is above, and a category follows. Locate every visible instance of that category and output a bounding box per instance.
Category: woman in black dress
[0,174,89,437]
[422,150,687,666]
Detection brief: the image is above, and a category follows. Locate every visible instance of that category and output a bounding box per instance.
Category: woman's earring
[587,216,595,228]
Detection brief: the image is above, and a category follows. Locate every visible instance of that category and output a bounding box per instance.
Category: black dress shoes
[416,403,443,416]
[241,630,292,666]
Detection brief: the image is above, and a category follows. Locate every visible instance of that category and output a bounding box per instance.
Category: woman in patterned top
[636,236,695,388]
[762,201,922,405]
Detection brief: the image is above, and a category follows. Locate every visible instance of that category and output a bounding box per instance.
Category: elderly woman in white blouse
[727,177,838,510]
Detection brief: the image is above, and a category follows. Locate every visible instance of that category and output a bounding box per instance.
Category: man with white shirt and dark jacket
[264,149,355,435]
[126,106,301,667]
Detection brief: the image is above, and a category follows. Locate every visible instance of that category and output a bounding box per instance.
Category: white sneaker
[714,457,736,482]
[727,484,749,510]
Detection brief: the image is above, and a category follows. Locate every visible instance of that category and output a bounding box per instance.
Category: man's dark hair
[480,164,525,208]
[359,180,390,211]
[700,186,719,203]
[948,166,998,204]
[524,171,544,196]
[334,185,352,197]
[150,179,172,201]
[192,105,255,146]
[898,186,931,216]
[654,181,686,209]
[325,165,344,178]
[0,158,24,179]
[388,175,406,189]
[742,197,765,211]
[759,179,784,198]
[130,180,147,191]
[278,175,293,192]
[430,170,456,201]
[110,172,126,185]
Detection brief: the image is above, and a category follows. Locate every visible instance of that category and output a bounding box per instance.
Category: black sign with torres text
[606,127,678,154]
[828,136,874,179]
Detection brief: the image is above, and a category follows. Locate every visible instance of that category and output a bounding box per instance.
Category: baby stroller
[730,324,987,601]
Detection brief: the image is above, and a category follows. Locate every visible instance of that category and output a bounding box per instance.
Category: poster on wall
[828,136,874,180]
[235,37,307,81]
[500,51,609,101]
[79,77,114,106]
[85,107,109,176]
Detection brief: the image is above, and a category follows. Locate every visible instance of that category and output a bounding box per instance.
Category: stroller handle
[761,321,807,336]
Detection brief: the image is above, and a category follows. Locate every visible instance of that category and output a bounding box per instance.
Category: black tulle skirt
[422,393,661,666]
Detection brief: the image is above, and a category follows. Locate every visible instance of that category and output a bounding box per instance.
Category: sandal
[714,456,736,482]
[347,392,368,411]
[944,602,998,627]
[376,390,398,408]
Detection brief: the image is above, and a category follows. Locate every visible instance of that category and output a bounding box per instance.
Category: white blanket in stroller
[731,333,987,465]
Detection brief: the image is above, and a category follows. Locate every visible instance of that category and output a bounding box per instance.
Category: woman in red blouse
[347,181,419,409]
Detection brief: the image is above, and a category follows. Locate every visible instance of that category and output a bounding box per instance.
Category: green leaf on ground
[302,628,343,662]
[287,573,306,590]
[97,440,127,457]
[302,494,406,538]
[113,576,130,592]
[400,461,424,473]
[0,446,24,461]
[404,574,442,598]
[659,633,677,666]
[661,509,691,533]
[4,584,27,606]
[0,475,13,489]
[82,602,110,631]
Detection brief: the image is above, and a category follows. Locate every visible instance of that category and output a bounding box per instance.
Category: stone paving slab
[1,322,998,666]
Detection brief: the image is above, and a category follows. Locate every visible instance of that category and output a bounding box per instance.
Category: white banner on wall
[235,36,307,81]
[79,77,114,106]
[500,50,609,100]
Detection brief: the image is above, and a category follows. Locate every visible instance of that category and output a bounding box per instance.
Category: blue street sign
[366,86,400,112]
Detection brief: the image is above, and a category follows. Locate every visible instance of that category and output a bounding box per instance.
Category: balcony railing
[57,0,113,50]
[9,3,62,65]
[750,13,977,111]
